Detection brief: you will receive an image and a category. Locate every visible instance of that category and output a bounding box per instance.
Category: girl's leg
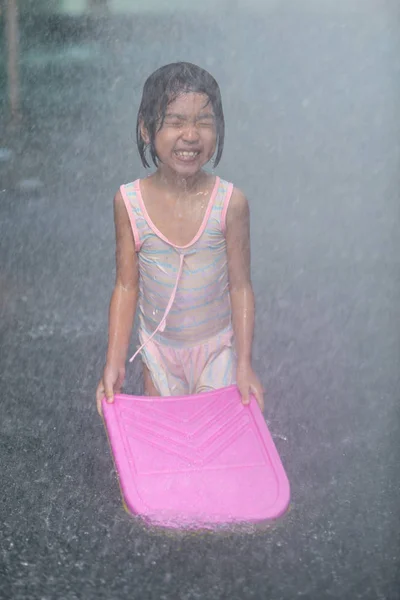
[194,334,236,393]
[140,337,188,396]
[142,361,160,396]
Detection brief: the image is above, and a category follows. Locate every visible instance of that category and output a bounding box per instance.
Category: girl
[96,62,264,414]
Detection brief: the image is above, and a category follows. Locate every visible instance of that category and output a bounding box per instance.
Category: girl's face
[144,92,217,178]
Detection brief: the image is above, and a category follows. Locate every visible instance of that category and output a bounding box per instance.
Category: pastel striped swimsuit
[120,176,236,395]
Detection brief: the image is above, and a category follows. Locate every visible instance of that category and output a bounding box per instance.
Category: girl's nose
[181,123,199,141]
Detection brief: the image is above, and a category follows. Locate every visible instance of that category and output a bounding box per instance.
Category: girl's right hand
[96,364,125,416]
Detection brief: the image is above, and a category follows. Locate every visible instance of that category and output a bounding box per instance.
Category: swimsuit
[120,176,236,395]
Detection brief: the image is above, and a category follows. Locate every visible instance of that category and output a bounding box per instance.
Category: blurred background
[1,1,399,599]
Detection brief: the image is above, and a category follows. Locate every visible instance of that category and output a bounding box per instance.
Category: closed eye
[196,113,215,127]
[197,120,214,128]
[164,113,185,126]
[164,119,185,127]
[164,113,215,128]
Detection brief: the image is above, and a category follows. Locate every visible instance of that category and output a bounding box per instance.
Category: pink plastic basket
[102,385,290,528]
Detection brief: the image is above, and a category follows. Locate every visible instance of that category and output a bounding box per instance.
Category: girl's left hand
[236,361,264,411]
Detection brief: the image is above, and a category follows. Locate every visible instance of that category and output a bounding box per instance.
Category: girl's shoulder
[214,176,246,202]
[119,179,140,193]
[117,179,142,210]
[218,180,249,231]
[215,176,245,200]
[229,185,248,208]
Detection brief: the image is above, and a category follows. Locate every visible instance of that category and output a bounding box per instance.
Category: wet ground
[1,1,400,598]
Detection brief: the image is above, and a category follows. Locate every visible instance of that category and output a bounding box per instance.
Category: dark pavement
[1,2,399,598]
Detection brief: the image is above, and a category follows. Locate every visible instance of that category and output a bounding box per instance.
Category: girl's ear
[139,119,150,145]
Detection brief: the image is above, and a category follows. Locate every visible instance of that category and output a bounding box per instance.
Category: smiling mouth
[174,150,200,160]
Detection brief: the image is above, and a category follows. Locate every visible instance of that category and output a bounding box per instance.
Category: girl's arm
[106,189,139,367]
[96,189,139,414]
[226,188,264,410]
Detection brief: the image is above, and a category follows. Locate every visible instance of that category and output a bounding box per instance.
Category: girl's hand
[96,363,125,416]
[236,361,264,412]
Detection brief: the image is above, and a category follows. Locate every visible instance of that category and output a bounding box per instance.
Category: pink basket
[102,385,290,528]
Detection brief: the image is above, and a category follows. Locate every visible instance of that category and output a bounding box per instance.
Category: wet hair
[136,62,225,168]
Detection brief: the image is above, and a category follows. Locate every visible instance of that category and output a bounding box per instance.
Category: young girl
[96,62,264,414]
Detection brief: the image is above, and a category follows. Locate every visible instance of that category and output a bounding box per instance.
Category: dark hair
[136,62,225,168]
